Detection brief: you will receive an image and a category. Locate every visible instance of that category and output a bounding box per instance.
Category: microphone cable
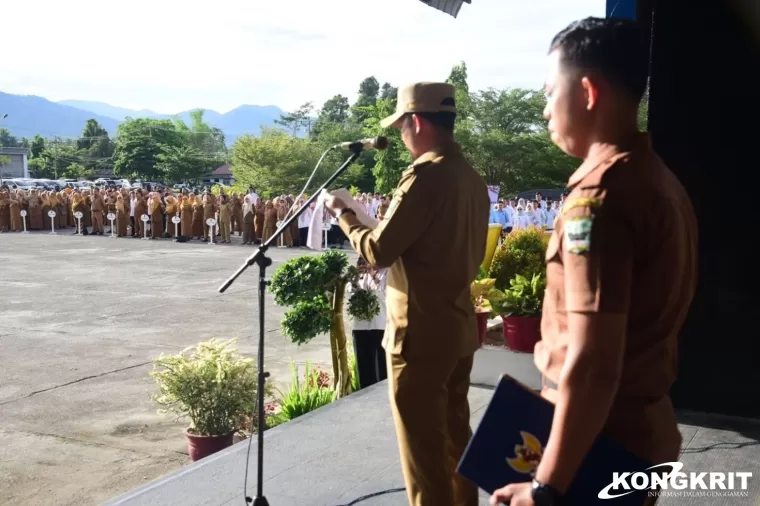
[281,145,336,223]
[242,143,337,504]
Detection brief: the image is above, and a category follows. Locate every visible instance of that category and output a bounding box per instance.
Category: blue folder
[457,374,653,505]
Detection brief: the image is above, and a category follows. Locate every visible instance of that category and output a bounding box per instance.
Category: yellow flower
[506,431,544,475]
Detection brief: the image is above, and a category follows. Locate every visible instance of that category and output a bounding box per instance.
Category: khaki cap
[380,82,457,128]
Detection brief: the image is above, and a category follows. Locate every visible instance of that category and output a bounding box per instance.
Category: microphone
[335,136,388,151]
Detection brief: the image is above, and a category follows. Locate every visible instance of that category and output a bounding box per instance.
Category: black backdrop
[642,0,760,418]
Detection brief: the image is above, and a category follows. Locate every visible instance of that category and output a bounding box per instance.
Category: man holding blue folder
[489,18,698,505]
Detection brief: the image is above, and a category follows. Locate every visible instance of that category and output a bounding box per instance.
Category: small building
[202,164,234,186]
[0,147,30,180]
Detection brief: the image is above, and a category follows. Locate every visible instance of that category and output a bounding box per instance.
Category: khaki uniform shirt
[339,142,490,359]
[535,134,698,464]
[90,195,105,212]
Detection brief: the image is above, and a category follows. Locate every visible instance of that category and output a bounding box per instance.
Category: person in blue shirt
[489,201,512,235]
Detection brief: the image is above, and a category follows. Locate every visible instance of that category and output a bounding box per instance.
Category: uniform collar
[412,141,462,167]
[567,133,652,188]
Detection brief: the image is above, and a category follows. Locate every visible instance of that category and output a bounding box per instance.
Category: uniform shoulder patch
[564,216,593,254]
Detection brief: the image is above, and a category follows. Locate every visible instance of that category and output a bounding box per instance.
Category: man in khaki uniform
[90,188,105,235]
[491,18,698,506]
[325,82,490,506]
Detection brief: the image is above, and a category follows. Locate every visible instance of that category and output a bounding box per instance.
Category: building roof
[1,147,30,155]
[212,164,232,176]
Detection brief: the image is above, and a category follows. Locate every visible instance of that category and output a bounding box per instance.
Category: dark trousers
[352,329,387,389]
[329,224,345,246]
[299,227,308,246]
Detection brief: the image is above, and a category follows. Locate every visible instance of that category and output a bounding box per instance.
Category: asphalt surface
[0,231,344,506]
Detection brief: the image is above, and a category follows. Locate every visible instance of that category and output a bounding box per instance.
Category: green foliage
[281,297,331,345]
[150,338,269,436]
[348,348,360,393]
[274,361,335,422]
[347,287,381,321]
[487,274,546,318]
[270,250,355,345]
[489,226,548,290]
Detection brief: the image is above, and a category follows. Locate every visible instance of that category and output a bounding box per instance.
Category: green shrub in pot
[487,273,546,318]
[488,226,548,290]
[150,338,270,436]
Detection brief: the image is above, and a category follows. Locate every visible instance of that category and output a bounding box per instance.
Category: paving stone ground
[0,231,348,506]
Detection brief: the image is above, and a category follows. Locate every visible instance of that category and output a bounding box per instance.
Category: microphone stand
[218,144,364,506]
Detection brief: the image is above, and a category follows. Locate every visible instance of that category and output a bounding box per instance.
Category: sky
[0,0,604,114]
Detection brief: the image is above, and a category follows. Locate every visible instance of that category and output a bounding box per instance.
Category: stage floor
[104,383,760,506]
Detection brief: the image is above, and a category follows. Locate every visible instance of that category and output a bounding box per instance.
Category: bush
[150,338,270,436]
[489,226,548,290]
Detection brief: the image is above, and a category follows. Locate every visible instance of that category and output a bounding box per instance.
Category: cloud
[0,0,604,114]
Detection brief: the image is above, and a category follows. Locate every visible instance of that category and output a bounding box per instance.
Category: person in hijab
[262,200,276,242]
[180,194,193,239]
[254,197,265,244]
[275,197,293,247]
[164,194,179,238]
[116,193,128,237]
[27,189,42,230]
[149,192,164,239]
[192,195,204,240]
[242,195,255,245]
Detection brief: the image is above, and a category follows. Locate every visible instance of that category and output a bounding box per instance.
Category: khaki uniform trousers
[91,211,104,233]
[387,351,478,506]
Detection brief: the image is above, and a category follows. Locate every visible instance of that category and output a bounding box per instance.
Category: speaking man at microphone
[324,82,490,506]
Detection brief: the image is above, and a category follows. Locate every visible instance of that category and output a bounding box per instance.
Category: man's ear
[581,76,599,111]
[412,114,423,135]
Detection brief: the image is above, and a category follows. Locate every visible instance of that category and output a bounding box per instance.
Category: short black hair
[549,17,649,101]
[401,97,457,132]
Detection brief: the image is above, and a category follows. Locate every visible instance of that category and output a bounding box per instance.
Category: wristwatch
[336,208,356,219]
[531,479,562,506]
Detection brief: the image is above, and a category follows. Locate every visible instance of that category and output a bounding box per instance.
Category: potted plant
[488,226,547,290]
[471,266,497,346]
[269,249,360,398]
[150,338,268,461]
[487,273,546,352]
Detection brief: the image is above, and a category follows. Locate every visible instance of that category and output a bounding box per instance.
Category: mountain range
[0,91,285,143]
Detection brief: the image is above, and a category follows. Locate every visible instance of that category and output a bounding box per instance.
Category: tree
[352,76,380,123]
[155,145,212,183]
[231,127,331,194]
[269,250,359,398]
[0,128,19,148]
[174,109,226,156]
[380,82,398,101]
[112,118,186,181]
[275,102,315,137]
[359,98,412,193]
[30,134,46,158]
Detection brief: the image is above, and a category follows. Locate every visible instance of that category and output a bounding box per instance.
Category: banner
[487,185,500,204]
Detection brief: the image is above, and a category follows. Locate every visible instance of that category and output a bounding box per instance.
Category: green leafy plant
[471,277,497,313]
[347,287,381,321]
[274,361,336,422]
[489,226,548,290]
[150,338,270,436]
[348,347,360,393]
[487,273,546,318]
[269,250,358,398]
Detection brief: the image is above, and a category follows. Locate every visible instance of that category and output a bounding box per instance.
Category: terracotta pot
[475,311,491,346]
[184,429,234,461]
[501,315,541,353]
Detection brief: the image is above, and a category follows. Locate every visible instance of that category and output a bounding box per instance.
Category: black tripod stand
[218,145,364,505]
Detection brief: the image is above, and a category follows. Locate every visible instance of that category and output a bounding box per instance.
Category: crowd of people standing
[0,185,393,249]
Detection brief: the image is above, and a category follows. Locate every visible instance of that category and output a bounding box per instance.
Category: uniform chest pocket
[545,231,561,263]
